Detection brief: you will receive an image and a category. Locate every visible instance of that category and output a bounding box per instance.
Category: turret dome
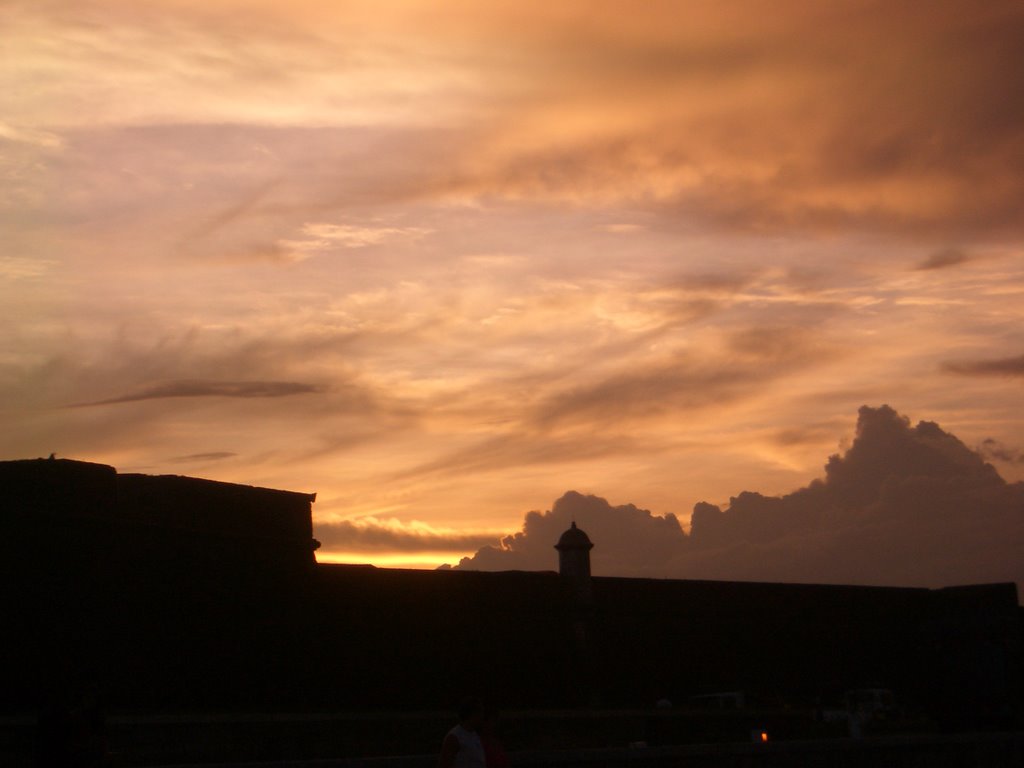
[555,521,593,551]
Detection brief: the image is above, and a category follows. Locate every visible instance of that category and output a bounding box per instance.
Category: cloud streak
[943,354,1024,377]
[531,325,838,430]
[316,517,500,553]
[916,248,970,271]
[168,451,238,464]
[73,379,323,407]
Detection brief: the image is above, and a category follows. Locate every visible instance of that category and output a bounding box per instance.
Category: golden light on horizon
[316,552,461,570]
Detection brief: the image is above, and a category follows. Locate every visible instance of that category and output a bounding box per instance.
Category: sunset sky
[3,1,1023,572]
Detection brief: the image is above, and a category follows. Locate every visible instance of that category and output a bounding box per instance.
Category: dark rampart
[1,458,1020,749]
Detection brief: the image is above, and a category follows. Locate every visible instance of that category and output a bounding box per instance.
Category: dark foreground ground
[4,709,1023,768]
[156,734,1024,768]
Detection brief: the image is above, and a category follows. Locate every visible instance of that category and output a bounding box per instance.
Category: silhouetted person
[481,707,509,768]
[439,697,486,768]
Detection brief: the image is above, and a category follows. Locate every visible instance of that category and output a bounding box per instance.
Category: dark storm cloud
[452,405,1024,593]
[74,379,322,406]
[943,354,1024,377]
[916,248,970,271]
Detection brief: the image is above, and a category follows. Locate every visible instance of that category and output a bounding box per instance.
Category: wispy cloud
[0,121,64,149]
[0,256,55,280]
[316,516,501,553]
[943,354,1024,377]
[296,223,431,249]
[531,325,838,430]
[74,379,322,407]
[168,451,238,463]
[916,248,970,271]
[393,432,646,482]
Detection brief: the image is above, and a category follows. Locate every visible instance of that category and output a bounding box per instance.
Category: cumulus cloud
[978,438,1024,465]
[451,491,687,574]
[943,354,1024,377]
[74,379,322,406]
[452,406,1024,594]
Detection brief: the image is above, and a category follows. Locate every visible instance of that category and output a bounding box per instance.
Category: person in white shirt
[438,697,486,768]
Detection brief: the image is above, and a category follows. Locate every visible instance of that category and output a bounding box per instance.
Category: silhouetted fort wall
[2,458,1021,733]
[2,457,317,571]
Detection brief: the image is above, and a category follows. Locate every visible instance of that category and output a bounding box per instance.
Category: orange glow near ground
[316,552,460,570]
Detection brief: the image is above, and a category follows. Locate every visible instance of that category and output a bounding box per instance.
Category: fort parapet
[0,457,1020,738]
[1,457,319,572]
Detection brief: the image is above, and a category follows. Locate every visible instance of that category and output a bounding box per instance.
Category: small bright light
[760,731,769,743]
